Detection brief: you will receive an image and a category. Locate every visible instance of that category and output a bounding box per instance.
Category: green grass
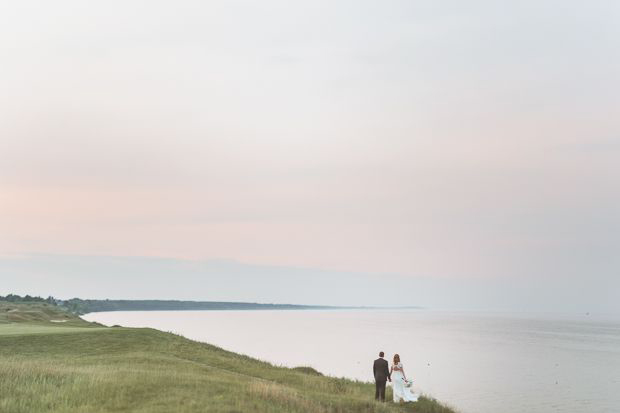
[0,303,457,413]
[0,302,91,326]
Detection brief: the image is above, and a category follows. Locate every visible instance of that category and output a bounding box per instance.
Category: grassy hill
[0,303,457,413]
[0,301,89,325]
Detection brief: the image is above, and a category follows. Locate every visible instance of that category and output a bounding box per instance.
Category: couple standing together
[373,351,419,403]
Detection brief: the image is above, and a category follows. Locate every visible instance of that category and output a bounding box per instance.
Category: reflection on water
[84,310,620,413]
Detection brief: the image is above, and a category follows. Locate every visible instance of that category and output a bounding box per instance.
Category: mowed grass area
[0,304,457,413]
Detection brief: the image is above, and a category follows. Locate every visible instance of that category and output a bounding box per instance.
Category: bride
[390,354,419,403]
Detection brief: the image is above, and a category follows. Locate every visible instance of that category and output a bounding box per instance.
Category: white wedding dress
[391,362,419,403]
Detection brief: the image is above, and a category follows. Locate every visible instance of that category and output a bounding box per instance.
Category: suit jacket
[373,358,390,382]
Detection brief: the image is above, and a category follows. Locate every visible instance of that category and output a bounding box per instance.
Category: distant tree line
[1,294,341,315]
[57,299,332,315]
[0,294,93,314]
[0,294,58,305]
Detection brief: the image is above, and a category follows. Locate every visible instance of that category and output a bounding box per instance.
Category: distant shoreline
[0,294,423,316]
[63,298,423,315]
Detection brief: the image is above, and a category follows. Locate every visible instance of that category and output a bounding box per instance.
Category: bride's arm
[401,367,407,381]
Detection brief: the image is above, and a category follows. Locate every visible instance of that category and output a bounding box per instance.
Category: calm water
[84,310,620,413]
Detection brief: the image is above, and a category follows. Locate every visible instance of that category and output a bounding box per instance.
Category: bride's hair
[393,354,400,364]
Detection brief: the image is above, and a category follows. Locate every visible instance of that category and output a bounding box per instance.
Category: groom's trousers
[375,379,387,401]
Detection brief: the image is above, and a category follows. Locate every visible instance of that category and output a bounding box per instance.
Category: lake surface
[84,310,620,413]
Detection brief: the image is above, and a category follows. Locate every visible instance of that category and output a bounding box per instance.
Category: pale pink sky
[1,1,619,309]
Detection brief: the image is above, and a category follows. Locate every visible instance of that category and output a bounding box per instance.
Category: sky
[1,1,618,312]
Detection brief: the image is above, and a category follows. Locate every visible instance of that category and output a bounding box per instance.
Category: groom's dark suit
[373,357,391,401]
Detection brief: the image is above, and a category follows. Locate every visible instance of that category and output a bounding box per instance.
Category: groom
[373,351,391,401]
